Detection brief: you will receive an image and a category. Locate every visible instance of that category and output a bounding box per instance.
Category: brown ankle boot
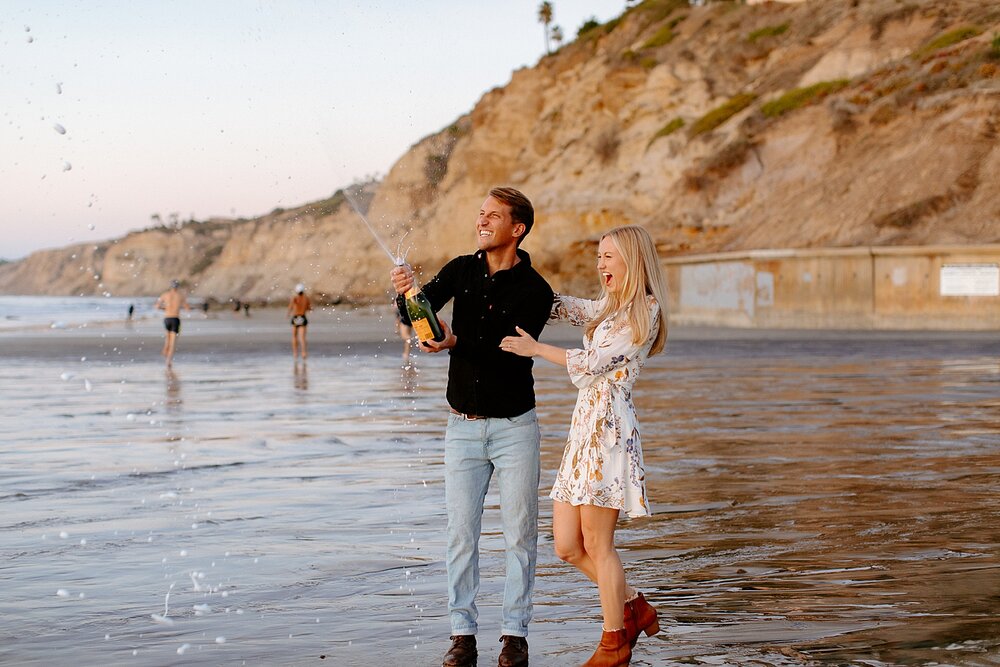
[581,628,631,667]
[623,592,659,647]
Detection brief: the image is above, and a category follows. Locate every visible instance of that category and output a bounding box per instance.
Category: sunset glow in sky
[2,1,624,260]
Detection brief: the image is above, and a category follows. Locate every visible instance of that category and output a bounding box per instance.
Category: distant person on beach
[390,187,553,667]
[155,279,191,367]
[126,303,134,322]
[500,225,669,666]
[287,284,312,360]
[394,307,413,366]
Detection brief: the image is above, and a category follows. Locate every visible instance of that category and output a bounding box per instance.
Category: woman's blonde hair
[584,225,669,356]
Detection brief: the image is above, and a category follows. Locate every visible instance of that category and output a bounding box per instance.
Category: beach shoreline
[3,303,998,360]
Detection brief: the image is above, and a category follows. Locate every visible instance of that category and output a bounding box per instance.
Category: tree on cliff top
[538,1,554,54]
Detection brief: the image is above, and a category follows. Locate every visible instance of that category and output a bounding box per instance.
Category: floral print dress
[548,294,660,518]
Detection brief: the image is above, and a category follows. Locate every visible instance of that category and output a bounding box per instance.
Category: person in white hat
[287,283,312,360]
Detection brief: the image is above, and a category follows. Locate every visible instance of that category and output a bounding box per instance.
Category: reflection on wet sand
[529,343,1000,665]
[2,336,998,665]
[163,367,183,445]
[293,361,309,391]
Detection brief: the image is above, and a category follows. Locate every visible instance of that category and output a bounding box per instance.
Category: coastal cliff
[2,0,998,301]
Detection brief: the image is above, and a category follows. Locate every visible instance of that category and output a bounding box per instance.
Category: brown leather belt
[450,408,486,421]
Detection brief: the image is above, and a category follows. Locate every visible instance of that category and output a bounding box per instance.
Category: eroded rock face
[2,0,998,301]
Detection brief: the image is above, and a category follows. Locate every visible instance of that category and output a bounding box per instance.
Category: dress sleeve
[565,303,659,389]
[550,293,601,326]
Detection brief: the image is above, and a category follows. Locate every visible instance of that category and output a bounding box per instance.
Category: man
[390,187,553,667]
[287,283,312,361]
[155,279,191,367]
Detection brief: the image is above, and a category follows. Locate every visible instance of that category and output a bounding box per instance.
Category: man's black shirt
[397,249,554,418]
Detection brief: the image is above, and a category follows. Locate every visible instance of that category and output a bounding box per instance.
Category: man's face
[476,196,523,251]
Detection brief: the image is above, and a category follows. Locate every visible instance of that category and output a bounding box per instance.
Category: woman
[500,225,667,666]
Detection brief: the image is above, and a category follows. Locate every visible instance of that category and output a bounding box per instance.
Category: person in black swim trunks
[155,279,191,367]
[287,283,312,361]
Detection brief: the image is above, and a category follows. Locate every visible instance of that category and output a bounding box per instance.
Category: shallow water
[2,334,999,666]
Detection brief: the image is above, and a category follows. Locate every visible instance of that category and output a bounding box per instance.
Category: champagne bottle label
[410,318,435,342]
[403,286,444,343]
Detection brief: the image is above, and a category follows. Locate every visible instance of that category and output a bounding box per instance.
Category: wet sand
[2,309,999,666]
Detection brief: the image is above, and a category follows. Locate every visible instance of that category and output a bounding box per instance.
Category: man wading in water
[390,187,553,667]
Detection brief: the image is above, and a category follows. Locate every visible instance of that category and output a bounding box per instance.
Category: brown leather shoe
[623,592,659,648]
[442,634,477,667]
[582,628,631,667]
[497,635,528,667]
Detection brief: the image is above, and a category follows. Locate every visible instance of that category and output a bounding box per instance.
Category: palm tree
[551,24,564,50]
[538,1,554,54]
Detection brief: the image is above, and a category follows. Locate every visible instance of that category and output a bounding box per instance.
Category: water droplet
[62,161,72,172]
[177,644,191,655]
[59,531,69,539]
[53,123,66,135]
[56,82,63,94]
[87,223,95,231]
[215,637,226,644]
[84,379,92,392]
[27,35,34,43]
[56,589,70,597]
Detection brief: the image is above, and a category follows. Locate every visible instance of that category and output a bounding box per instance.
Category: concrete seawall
[662,244,1000,330]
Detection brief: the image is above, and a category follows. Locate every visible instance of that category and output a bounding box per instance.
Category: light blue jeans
[445,408,540,638]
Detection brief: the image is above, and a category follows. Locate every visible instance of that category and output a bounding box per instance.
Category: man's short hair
[489,186,534,244]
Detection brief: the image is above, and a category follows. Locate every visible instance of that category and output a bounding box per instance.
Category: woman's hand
[500,326,538,357]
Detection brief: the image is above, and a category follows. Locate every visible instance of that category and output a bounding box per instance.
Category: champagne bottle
[404,281,445,344]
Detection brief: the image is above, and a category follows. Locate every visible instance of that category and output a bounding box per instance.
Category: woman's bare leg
[552,500,636,604]
[580,504,627,630]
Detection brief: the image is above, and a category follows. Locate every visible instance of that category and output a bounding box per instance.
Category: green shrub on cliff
[689,94,756,137]
[748,22,789,44]
[649,117,685,147]
[577,17,601,38]
[761,80,850,118]
[642,24,676,48]
[912,25,982,59]
[632,0,688,24]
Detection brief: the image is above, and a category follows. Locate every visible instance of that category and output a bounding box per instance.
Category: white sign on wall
[940,264,1000,297]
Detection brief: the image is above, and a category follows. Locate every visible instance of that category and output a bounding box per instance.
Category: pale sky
[1,1,625,260]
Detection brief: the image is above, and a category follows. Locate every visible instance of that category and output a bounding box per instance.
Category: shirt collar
[474,248,532,274]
